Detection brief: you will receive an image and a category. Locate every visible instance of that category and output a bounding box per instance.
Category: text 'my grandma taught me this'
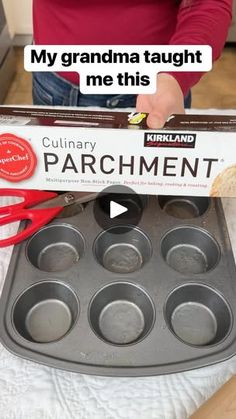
[24,45,212,94]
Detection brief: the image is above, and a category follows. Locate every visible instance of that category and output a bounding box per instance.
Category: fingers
[136,94,167,128]
[146,112,166,129]
[136,73,185,129]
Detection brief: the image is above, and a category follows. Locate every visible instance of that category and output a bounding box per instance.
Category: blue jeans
[32,72,192,108]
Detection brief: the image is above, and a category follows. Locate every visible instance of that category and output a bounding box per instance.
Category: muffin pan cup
[1,196,236,376]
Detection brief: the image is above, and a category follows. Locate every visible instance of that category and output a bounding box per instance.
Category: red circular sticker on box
[0,133,37,182]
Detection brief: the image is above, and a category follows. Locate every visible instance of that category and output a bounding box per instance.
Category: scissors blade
[33,191,98,210]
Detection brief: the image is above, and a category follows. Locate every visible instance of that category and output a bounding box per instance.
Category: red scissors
[0,189,98,247]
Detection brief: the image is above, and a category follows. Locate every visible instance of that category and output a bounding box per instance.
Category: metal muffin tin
[1,195,236,376]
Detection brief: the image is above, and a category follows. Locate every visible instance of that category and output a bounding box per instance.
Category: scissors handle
[0,206,62,247]
[0,189,58,215]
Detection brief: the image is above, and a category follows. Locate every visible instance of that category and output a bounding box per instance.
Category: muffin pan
[1,195,236,376]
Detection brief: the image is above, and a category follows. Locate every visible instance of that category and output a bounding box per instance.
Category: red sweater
[33,0,232,95]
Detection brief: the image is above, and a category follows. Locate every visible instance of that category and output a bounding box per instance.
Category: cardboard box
[0,106,236,197]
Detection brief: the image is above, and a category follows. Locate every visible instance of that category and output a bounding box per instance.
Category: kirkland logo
[144,132,196,148]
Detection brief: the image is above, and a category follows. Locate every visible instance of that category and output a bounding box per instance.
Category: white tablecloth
[0,108,236,419]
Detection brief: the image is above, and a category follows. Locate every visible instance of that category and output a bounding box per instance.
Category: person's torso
[33,0,178,83]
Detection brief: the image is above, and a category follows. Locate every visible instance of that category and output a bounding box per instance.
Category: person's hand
[136,73,185,129]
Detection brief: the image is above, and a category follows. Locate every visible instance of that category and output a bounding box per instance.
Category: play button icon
[110,201,128,219]
[93,185,147,232]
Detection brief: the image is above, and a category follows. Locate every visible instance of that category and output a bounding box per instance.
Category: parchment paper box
[0,106,236,197]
